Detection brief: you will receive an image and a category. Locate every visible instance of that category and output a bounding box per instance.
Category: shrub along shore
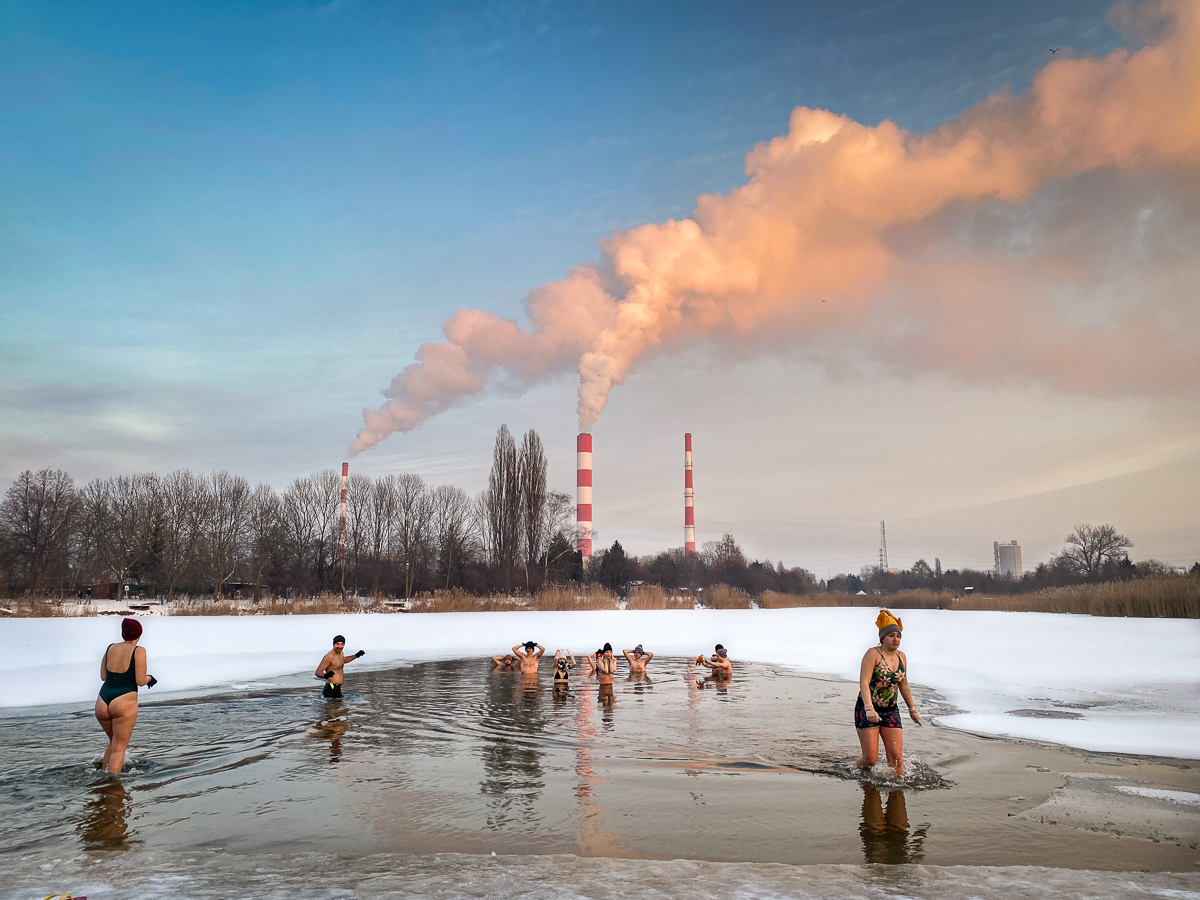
[2,576,1196,618]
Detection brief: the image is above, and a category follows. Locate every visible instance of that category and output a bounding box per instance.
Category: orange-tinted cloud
[353,0,1200,454]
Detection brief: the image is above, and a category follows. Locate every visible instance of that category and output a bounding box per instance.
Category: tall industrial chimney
[684,433,695,555]
[577,433,593,557]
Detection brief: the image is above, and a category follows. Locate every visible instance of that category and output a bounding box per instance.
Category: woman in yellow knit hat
[855,609,921,777]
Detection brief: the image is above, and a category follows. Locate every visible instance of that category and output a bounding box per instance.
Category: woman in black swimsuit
[552,650,576,688]
[95,618,156,773]
[855,610,921,778]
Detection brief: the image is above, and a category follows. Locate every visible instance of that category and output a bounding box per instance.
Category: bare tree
[280,475,321,595]
[1056,524,1133,577]
[345,472,373,595]
[430,484,474,589]
[365,474,398,596]
[246,483,282,600]
[482,425,520,589]
[79,474,157,601]
[518,429,548,589]
[541,490,575,585]
[202,471,251,599]
[0,469,77,596]
[390,473,430,599]
[156,469,205,602]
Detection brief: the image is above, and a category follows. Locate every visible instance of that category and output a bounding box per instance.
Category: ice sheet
[2,608,1198,757]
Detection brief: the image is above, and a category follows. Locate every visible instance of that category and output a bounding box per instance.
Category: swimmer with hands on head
[315,634,365,699]
[552,649,577,686]
[623,644,653,676]
[512,641,545,673]
[855,610,921,778]
[491,652,517,670]
[590,643,618,683]
[95,617,157,774]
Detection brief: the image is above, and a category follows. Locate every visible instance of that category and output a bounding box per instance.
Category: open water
[2,657,1197,899]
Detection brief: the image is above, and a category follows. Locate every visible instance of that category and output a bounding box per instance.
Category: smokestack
[684,433,695,555]
[577,433,593,557]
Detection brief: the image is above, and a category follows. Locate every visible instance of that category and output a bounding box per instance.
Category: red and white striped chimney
[338,461,349,563]
[684,433,695,555]
[576,433,593,557]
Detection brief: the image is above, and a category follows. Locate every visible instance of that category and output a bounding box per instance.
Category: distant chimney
[684,433,696,555]
[577,433,593,557]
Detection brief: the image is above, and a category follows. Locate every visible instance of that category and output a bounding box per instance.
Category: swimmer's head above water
[333,634,346,647]
[633,644,644,657]
[714,644,727,658]
[875,610,903,644]
[523,641,537,652]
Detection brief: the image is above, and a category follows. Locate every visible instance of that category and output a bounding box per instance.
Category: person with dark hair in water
[315,635,365,699]
[855,610,921,778]
[511,641,545,673]
[95,617,157,773]
[491,652,517,670]
[623,644,654,677]
[696,644,732,678]
[590,643,618,683]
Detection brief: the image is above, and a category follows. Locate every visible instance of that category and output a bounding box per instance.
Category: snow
[2,608,1198,758]
[1114,786,1200,806]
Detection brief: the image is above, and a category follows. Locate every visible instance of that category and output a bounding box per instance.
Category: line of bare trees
[0,427,579,601]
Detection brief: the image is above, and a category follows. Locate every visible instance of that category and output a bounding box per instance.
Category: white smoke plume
[352,0,1200,455]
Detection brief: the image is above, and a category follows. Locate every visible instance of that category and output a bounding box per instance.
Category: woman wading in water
[95,618,156,774]
[855,610,921,777]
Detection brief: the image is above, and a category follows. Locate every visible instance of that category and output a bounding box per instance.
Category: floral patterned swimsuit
[854,650,905,730]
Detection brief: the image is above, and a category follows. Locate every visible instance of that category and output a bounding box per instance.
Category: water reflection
[78,778,133,851]
[598,684,616,727]
[312,706,349,763]
[480,670,546,827]
[859,784,928,864]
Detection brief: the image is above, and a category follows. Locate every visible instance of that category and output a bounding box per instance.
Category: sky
[2,0,1198,574]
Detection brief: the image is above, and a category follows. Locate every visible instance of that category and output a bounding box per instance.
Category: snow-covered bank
[3,608,1198,758]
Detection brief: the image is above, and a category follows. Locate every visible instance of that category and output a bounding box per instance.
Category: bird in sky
[1049,47,1059,53]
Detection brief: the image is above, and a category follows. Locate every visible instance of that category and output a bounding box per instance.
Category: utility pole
[879,521,888,572]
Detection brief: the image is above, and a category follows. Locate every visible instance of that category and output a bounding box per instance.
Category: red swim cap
[122,617,143,641]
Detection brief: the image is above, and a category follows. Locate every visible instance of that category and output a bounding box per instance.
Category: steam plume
[353,0,1200,454]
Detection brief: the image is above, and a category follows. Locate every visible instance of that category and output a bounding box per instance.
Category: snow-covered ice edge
[3,608,1198,758]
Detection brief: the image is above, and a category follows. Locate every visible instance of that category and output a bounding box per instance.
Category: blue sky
[4,1,1196,571]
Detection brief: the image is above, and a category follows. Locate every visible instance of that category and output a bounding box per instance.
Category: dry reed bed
[703,584,753,610]
[626,585,693,610]
[3,577,1196,617]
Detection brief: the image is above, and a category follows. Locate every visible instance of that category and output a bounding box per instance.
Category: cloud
[353,0,1200,454]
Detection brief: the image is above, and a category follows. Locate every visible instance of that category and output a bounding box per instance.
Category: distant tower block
[994,540,1022,578]
[576,433,593,557]
[684,433,696,555]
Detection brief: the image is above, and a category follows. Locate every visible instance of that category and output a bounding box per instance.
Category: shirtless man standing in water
[512,641,545,673]
[315,635,365,699]
[623,644,653,677]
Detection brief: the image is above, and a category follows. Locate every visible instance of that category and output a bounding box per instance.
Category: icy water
[2,658,1198,899]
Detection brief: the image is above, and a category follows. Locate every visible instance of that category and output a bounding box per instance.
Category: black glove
[354,650,365,659]
[321,670,334,680]
[146,675,158,688]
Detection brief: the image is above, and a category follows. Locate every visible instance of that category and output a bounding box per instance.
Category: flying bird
[1049,47,1059,53]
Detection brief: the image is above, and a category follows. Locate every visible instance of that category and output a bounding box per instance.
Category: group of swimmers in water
[94,608,920,778]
